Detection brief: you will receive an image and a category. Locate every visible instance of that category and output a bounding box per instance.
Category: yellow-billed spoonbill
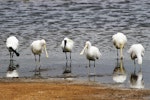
[61,37,74,60]
[128,44,145,67]
[31,39,49,66]
[6,36,20,59]
[80,41,101,75]
[112,32,127,59]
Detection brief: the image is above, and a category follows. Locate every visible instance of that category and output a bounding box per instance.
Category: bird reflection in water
[113,58,127,83]
[34,67,41,78]
[6,60,19,78]
[63,61,73,81]
[130,67,144,89]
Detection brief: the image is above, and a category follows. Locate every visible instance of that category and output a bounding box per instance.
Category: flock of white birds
[6,32,145,71]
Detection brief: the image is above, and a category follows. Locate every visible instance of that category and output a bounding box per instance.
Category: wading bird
[80,41,101,75]
[128,44,145,67]
[112,32,127,59]
[6,36,20,59]
[61,37,74,61]
[31,39,49,67]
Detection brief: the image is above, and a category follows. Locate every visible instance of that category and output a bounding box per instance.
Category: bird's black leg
[39,54,41,69]
[34,55,37,63]
[39,54,41,63]
[65,52,67,61]
[12,52,14,59]
[10,52,12,60]
[70,52,72,61]
[34,55,38,71]
[89,60,91,68]
[94,61,96,75]
[134,59,136,67]
[88,60,91,76]
[117,49,119,59]
[70,60,72,70]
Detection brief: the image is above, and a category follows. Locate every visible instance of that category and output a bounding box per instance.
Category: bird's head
[80,41,91,55]
[85,41,91,48]
[41,39,46,46]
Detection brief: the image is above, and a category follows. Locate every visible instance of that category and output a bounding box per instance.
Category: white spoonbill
[6,36,20,59]
[61,37,74,60]
[80,41,101,75]
[128,44,145,67]
[31,39,49,66]
[112,32,127,59]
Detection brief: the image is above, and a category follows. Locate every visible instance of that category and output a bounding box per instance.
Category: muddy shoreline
[0,78,150,100]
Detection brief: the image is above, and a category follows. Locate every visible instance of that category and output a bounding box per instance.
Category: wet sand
[0,78,150,100]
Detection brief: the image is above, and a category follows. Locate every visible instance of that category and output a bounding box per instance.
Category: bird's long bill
[80,45,87,55]
[44,45,49,58]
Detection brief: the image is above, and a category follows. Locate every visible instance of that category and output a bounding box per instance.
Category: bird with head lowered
[6,36,20,60]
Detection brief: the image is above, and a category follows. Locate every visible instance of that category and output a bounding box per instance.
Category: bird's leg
[39,54,41,70]
[140,64,142,70]
[34,55,37,62]
[69,60,72,70]
[34,55,38,70]
[88,60,91,76]
[134,60,136,67]
[39,54,40,64]
[10,52,12,60]
[12,52,14,59]
[70,52,72,61]
[117,49,119,60]
[65,52,68,61]
[87,60,90,81]
[94,61,96,75]
[89,60,91,68]
[120,48,123,59]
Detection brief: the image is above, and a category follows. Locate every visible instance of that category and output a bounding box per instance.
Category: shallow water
[0,0,150,89]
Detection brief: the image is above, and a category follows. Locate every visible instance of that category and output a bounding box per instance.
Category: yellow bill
[44,45,49,58]
[80,45,87,55]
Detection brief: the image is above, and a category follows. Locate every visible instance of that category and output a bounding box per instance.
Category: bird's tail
[9,47,20,56]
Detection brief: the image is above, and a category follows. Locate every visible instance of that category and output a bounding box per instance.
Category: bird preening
[80,41,101,75]
[6,36,20,60]
[112,32,127,59]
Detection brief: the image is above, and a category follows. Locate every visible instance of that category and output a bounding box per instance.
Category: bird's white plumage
[112,32,127,58]
[80,41,101,61]
[61,37,74,52]
[128,44,145,65]
[6,36,19,50]
[31,39,48,58]
[112,32,127,48]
